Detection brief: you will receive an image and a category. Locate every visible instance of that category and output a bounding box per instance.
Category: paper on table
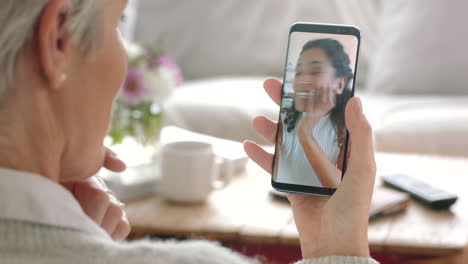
[369,186,411,221]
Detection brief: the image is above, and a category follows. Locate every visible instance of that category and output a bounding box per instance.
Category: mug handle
[212,156,232,190]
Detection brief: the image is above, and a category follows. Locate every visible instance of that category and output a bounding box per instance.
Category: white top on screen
[276,114,341,187]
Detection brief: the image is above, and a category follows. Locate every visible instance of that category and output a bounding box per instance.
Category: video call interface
[274,31,359,189]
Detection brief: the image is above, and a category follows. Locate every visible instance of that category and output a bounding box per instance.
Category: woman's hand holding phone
[243,78,376,259]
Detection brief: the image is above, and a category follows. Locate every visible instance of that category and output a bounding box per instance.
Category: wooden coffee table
[125,153,468,264]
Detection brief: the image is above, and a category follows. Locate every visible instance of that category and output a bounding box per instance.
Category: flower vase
[109,102,163,167]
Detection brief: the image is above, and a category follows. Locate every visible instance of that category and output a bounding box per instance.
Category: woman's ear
[335,77,347,94]
[36,0,73,90]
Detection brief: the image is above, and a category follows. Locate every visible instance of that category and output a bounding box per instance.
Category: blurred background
[120,0,468,158]
[117,2,468,263]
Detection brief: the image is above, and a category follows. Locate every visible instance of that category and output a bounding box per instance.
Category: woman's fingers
[67,177,131,240]
[103,147,126,172]
[243,140,274,174]
[72,179,110,225]
[112,215,131,240]
[100,197,123,236]
[263,77,283,106]
[253,116,278,144]
[100,193,130,240]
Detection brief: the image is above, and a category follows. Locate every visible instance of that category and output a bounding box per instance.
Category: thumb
[335,97,376,206]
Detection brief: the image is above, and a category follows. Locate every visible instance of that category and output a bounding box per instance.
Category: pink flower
[122,69,146,105]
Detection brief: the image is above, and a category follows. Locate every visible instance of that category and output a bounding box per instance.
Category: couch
[132,0,468,158]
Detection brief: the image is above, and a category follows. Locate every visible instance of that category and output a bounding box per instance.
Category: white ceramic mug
[159,141,224,203]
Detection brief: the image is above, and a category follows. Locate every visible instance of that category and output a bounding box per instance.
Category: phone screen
[272,23,360,195]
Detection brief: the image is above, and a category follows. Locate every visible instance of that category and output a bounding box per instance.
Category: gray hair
[0,0,102,97]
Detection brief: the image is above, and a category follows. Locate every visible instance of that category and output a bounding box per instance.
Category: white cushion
[366,0,468,95]
[165,78,468,157]
[361,93,468,157]
[163,77,278,145]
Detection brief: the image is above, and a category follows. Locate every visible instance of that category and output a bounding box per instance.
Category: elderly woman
[0,0,378,263]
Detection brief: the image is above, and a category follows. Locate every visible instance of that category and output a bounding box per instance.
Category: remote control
[381,174,458,210]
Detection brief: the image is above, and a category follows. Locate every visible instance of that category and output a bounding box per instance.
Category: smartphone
[272,23,361,195]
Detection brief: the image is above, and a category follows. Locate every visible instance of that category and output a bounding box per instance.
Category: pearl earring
[59,73,68,84]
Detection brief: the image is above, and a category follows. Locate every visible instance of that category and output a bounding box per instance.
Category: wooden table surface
[125,153,468,262]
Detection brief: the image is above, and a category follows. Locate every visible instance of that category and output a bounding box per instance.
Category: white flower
[141,66,176,105]
[122,38,144,61]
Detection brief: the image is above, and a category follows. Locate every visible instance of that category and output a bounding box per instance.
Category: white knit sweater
[0,168,379,264]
